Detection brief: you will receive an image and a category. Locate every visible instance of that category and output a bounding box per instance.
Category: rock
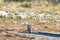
[12,20,18,24]
[5,34,15,37]
[39,19,48,23]
[45,26,48,28]
[29,12,35,17]
[21,22,25,25]
[1,32,7,35]
[12,14,17,19]
[6,29,14,31]
[0,11,8,17]
[18,13,27,19]
[0,28,5,32]
[38,13,45,18]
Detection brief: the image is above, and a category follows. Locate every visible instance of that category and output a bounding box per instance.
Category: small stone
[5,34,15,37]
[45,26,48,28]
[1,32,7,34]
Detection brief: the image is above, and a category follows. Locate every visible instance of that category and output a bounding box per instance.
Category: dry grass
[0,0,60,13]
[0,0,60,32]
[0,0,60,40]
[0,0,60,39]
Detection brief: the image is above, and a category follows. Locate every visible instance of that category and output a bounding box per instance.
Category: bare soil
[0,18,60,40]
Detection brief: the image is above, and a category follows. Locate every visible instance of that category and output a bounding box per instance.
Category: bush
[21,2,32,8]
[0,15,2,18]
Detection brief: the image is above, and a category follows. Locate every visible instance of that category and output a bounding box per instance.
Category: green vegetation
[0,15,2,18]
[20,2,32,8]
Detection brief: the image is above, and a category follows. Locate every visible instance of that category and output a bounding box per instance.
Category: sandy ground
[0,1,60,40]
[0,32,60,40]
[0,18,60,40]
[0,18,60,33]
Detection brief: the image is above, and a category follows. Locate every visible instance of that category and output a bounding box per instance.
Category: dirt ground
[0,18,60,33]
[0,18,60,40]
